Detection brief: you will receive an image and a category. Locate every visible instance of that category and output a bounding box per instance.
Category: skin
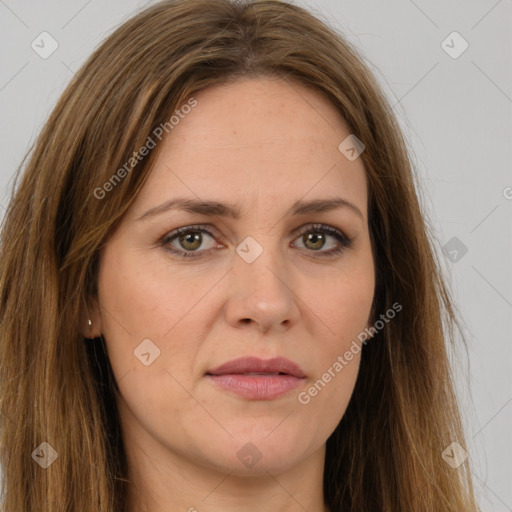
[87,76,375,512]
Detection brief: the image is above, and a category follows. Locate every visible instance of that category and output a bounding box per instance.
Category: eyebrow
[136,196,365,222]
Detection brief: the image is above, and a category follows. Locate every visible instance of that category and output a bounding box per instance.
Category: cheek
[295,295,370,440]
[96,246,178,378]
[96,248,206,440]
[313,255,375,353]
[98,240,189,334]
[96,244,224,389]
[299,255,374,418]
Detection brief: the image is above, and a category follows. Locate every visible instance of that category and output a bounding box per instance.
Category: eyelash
[159,223,352,259]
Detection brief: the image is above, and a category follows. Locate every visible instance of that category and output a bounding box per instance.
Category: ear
[82,295,103,339]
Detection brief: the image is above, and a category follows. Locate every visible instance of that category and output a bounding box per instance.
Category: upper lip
[206,356,306,378]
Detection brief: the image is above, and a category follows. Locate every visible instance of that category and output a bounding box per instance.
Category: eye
[160,223,352,259]
[160,224,220,258]
[292,223,352,257]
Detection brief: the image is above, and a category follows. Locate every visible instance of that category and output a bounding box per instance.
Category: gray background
[0,0,510,510]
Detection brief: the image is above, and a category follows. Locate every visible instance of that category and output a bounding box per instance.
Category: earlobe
[83,318,94,340]
[83,296,102,339]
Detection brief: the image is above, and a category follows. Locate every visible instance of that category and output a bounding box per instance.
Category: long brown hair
[0,0,479,510]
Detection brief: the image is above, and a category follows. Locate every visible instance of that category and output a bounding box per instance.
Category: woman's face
[92,77,375,477]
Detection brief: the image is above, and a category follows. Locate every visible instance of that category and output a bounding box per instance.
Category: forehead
[167,76,352,155]
[131,77,367,217]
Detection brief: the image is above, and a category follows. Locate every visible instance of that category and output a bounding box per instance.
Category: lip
[206,356,306,400]
[207,356,306,378]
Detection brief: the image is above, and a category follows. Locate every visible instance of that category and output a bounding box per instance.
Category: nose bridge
[226,232,299,332]
[235,232,287,295]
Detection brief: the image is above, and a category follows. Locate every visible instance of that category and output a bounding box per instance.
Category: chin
[191,427,316,476]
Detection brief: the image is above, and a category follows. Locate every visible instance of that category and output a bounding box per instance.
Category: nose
[224,239,300,334]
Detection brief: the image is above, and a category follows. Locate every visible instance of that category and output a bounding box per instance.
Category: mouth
[205,356,306,400]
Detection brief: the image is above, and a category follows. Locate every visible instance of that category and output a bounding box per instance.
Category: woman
[0,0,480,510]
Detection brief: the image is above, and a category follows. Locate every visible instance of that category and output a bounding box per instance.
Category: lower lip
[206,374,305,400]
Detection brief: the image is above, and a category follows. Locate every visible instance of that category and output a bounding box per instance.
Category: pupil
[181,232,201,249]
[306,232,324,250]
